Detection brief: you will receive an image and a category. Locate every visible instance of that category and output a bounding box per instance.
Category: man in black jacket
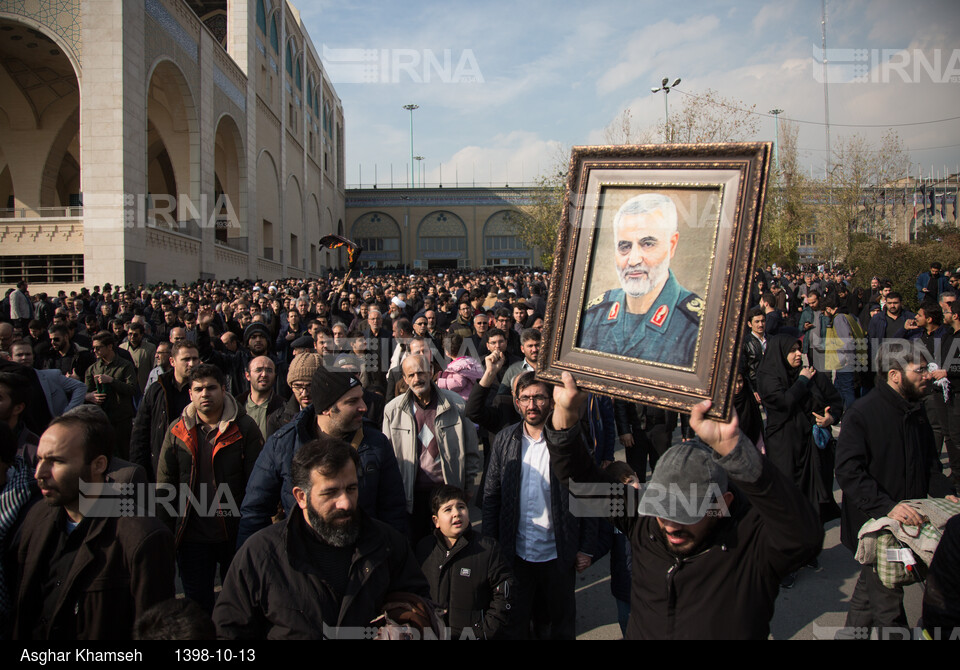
[836,340,957,636]
[129,341,200,480]
[545,371,823,639]
[478,367,597,640]
[214,435,428,639]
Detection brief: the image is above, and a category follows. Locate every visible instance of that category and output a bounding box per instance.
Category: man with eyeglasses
[264,352,315,438]
[476,367,596,639]
[836,340,958,637]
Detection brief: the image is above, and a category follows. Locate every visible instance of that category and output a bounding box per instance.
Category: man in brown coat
[14,409,175,640]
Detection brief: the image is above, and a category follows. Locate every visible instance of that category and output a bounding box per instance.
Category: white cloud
[596,15,721,95]
[420,132,565,185]
[752,3,789,33]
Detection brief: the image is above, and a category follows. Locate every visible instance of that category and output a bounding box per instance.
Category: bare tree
[813,130,910,262]
[508,145,570,267]
[658,89,761,144]
[759,121,810,267]
[603,109,655,145]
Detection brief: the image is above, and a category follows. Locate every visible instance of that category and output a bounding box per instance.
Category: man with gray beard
[214,436,428,639]
[579,193,702,367]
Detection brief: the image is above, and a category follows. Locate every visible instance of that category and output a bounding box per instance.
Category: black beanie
[310,365,362,413]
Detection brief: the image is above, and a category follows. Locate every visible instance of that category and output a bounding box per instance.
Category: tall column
[81,0,147,286]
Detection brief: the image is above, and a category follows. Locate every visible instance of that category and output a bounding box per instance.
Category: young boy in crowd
[415,486,513,640]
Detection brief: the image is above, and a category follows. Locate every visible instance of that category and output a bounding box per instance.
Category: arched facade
[146,58,200,234]
[417,210,467,269]
[482,209,531,267]
[257,150,280,261]
[0,0,346,290]
[213,113,246,250]
[284,174,303,269]
[352,212,401,269]
[0,16,84,285]
[0,18,80,215]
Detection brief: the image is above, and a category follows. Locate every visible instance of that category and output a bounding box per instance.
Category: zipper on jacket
[666,558,681,637]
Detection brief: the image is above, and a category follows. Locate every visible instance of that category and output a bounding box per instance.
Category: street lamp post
[651,77,681,142]
[403,104,419,187]
[414,156,424,188]
[769,108,783,170]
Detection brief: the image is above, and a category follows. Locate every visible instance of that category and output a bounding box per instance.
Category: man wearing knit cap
[382,353,481,541]
[237,360,408,547]
[265,351,320,439]
[195,309,285,399]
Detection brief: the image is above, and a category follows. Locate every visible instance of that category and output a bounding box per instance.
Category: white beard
[618,258,670,299]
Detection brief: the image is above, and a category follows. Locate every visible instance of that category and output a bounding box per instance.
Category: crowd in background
[0,260,958,641]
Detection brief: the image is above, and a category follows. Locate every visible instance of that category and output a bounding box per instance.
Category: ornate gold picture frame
[538,143,772,421]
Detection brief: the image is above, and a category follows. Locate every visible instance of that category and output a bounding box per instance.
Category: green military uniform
[578,270,702,367]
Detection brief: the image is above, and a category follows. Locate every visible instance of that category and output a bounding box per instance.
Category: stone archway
[285,175,303,269]
[482,209,531,267]
[256,150,280,260]
[0,18,80,216]
[214,113,246,249]
[417,210,467,269]
[146,59,199,232]
[352,212,401,268]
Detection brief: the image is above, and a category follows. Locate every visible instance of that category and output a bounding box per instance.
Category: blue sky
[300,0,960,187]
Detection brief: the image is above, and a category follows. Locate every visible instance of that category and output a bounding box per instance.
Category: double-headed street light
[769,108,784,170]
[651,77,681,142]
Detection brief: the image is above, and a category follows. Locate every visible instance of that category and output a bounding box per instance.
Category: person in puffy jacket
[415,486,512,640]
[437,331,484,402]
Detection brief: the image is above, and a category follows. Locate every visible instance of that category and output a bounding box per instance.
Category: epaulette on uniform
[585,292,608,309]
[677,294,704,323]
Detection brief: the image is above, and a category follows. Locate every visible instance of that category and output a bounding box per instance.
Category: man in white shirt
[481,368,597,639]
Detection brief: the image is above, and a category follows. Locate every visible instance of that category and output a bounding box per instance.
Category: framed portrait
[538,143,772,421]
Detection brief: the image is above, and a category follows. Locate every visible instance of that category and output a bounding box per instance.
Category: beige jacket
[382,385,481,512]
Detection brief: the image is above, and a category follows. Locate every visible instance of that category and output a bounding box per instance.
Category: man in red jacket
[157,364,263,613]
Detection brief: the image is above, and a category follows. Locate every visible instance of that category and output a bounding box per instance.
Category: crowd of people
[0,262,957,641]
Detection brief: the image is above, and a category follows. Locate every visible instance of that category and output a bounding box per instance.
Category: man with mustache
[382,353,480,542]
[215,436,429,639]
[477,365,596,640]
[579,193,702,367]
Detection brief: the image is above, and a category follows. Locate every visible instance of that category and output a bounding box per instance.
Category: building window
[0,255,83,283]
[419,237,465,253]
[256,0,267,33]
[285,42,293,76]
[356,237,400,252]
[269,16,279,53]
[262,219,274,260]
